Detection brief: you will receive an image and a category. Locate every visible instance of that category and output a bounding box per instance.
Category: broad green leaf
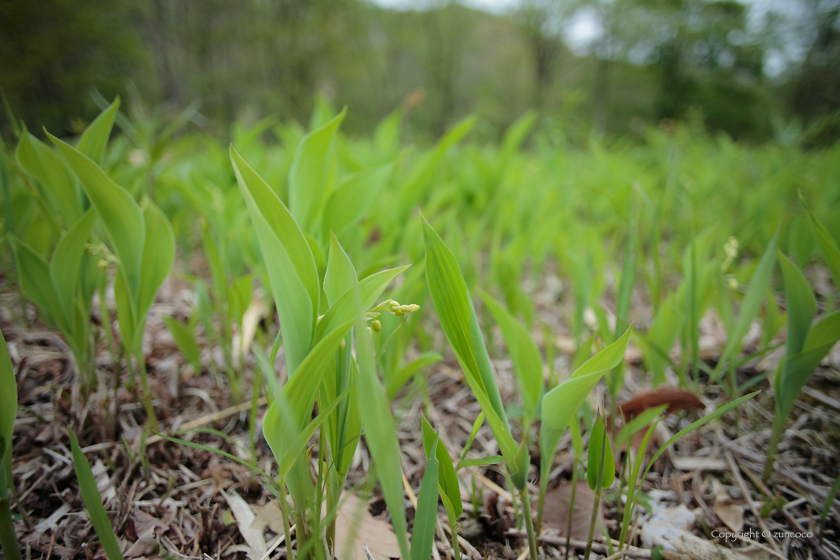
[16,130,81,224]
[386,352,442,400]
[804,310,840,351]
[273,319,354,429]
[274,385,353,481]
[289,108,346,233]
[775,310,840,421]
[134,202,175,347]
[10,237,66,332]
[712,227,779,379]
[411,437,440,560]
[642,296,684,385]
[421,416,463,523]
[400,116,476,211]
[479,290,543,414]
[587,414,615,490]
[47,131,145,300]
[324,231,358,306]
[162,316,201,374]
[352,290,410,559]
[778,252,816,356]
[313,266,409,345]
[69,431,125,560]
[801,193,840,289]
[231,145,318,374]
[539,327,632,489]
[421,217,516,468]
[323,163,393,239]
[228,274,253,327]
[50,210,97,328]
[77,97,119,164]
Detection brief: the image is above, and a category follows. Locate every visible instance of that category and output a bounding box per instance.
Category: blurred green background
[1,0,838,145]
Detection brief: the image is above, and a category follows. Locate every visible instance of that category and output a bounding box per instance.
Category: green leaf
[47,131,145,300]
[616,405,668,447]
[352,289,410,559]
[456,457,502,469]
[133,202,175,348]
[587,414,615,491]
[539,327,632,490]
[642,297,684,385]
[479,290,543,415]
[421,217,517,468]
[323,163,393,239]
[50,210,97,329]
[421,416,463,523]
[324,231,358,307]
[69,431,125,560]
[77,97,119,164]
[273,385,353,481]
[712,228,779,379]
[289,108,346,233]
[16,130,81,224]
[411,437,440,560]
[231,145,318,374]
[10,237,66,332]
[386,352,442,401]
[778,252,816,357]
[459,412,485,463]
[800,193,840,289]
[272,319,354,430]
[313,266,409,346]
[162,316,201,374]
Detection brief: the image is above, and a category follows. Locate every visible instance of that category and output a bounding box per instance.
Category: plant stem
[518,487,539,560]
[0,496,23,560]
[451,523,461,560]
[277,481,296,560]
[535,482,546,537]
[135,349,158,431]
[584,429,607,560]
[249,364,262,464]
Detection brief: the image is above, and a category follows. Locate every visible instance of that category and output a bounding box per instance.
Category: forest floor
[2,272,840,560]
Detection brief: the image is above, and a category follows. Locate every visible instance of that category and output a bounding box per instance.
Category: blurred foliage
[1,0,839,144]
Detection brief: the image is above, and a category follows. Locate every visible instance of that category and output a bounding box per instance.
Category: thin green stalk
[584,429,607,560]
[506,468,522,529]
[0,495,23,560]
[535,483,546,537]
[249,364,262,464]
[451,523,461,560]
[277,481,296,560]
[134,350,158,431]
[519,487,539,560]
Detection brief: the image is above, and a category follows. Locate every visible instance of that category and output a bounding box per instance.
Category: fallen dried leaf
[538,481,603,540]
[334,494,401,560]
[714,488,744,533]
[618,387,704,420]
[225,490,267,560]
